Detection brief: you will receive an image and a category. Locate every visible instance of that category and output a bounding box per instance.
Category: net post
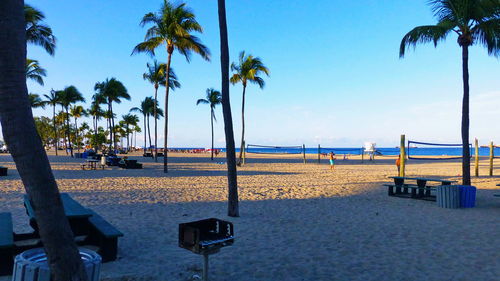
[243,141,246,165]
[400,134,406,177]
[474,138,479,177]
[489,141,494,176]
[303,144,306,164]
[318,144,320,164]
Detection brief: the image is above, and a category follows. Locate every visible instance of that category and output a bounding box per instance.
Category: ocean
[171,146,500,157]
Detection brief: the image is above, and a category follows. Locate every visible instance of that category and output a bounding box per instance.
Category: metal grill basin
[179,218,234,254]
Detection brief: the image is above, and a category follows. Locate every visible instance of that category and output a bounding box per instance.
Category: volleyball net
[318,147,364,155]
[245,144,303,154]
[407,140,472,160]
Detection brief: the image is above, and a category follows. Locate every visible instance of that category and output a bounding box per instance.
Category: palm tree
[132,0,210,173]
[143,60,181,162]
[94,78,130,151]
[230,51,270,165]
[217,0,239,217]
[26,58,46,85]
[58,86,85,157]
[43,89,60,155]
[197,88,222,160]
[0,1,85,280]
[70,105,87,153]
[131,97,153,153]
[88,94,106,152]
[29,93,46,109]
[25,4,56,55]
[122,114,139,152]
[400,0,500,185]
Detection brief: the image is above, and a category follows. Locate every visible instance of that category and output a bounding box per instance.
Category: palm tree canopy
[26,58,47,86]
[143,60,181,90]
[131,96,164,118]
[400,0,500,57]
[94,78,130,104]
[58,86,85,108]
[70,105,87,118]
[43,89,60,107]
[28,93,46,109]
[131,0,210,62]
[230,51,270,88]
[122,114,140,130]
[197,88,222,109]
[25,4,56,55]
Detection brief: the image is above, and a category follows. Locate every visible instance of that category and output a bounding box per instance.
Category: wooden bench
[0,212,14,275]
[86,210,123,262]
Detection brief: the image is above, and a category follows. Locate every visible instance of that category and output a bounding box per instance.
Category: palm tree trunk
[110,103,116,152]
[461,45,471,185]
[218,0,239,217]
[126,124,130,152]
[237,85,246,164]
[164,51,173,173]
[143,113,147,154]
[154,86,158,162]
[52,104,58,155]
[74,117,79,153]
[147,114,152,150]
[66,107,73,157]
[211,109,214,160]
[0,1,87,280]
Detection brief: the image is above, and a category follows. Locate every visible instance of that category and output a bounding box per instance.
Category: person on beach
[396,154,401,174]
[329,152,336,170]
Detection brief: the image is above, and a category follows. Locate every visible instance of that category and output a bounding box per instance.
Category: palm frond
[399,23,454,57]
[473,18,500,56]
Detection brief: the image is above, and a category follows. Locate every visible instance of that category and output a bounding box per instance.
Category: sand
[0,152,499,281]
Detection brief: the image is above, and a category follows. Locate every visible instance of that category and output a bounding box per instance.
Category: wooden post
[242,140,246,165]
[400,134,406,177]
[317,144,320,164]
[303,144,306,164]
[361,147,364,163]
[474,138,479,177]
[489,141,494,176]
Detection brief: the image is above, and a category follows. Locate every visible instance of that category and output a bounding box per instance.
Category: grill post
[203,252,209,281]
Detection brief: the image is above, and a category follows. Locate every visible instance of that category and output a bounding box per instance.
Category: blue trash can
[459,185,476,208]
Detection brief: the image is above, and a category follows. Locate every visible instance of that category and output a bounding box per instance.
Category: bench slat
[0,213,13,249]
[88,210,123,238]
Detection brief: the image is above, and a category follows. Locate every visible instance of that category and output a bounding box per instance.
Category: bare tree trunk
[110,103,116,152]
[0,1,88,280]
[154,85,158,162]
[164,51,173,173]
[461,45,471,185]
[143,113,147,154]
[147,114,152,150]
[218,0,239,217]
[238,85,246,164]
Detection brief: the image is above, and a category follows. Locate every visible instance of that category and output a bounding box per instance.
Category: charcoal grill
[179,218,234,281]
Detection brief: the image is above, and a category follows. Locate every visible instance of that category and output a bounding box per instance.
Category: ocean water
[170,146,500,156]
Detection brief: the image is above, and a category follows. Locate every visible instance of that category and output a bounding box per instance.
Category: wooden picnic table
[387,176,457,200]
[86,159,99,170]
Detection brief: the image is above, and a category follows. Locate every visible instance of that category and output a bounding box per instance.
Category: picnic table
[22,193,123,262]
[386,176,457,201]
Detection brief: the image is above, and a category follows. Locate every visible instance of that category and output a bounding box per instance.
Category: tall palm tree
[0,1,86,279]
[131,97,153,153]
[217,0,239,217]
[143,60,181,161]
[43,89,60,155]
[94,78,130,151]
[122,114,139,152]
[400,0,500,185]
[197,88,222,160]
[29,93,46,109]
[26,58,46,85]
[132,0,210,173]
[25,3,56,55]
[70,105,87,153]
[88,94,106,152]
[230,51,270,165]
[58,86,85,157]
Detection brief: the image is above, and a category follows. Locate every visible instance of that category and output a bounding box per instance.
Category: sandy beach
[0,152,499,281]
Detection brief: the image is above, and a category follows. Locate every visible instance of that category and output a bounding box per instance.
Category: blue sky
[15,0,500,147]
